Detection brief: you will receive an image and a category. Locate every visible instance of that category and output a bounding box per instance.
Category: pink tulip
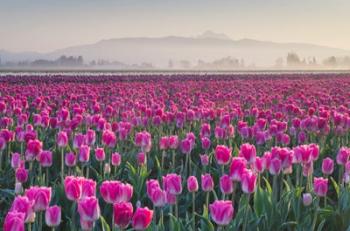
[180,138,193,154]
[209,200,234,226]
[114,202,133,229]
[25,139,42,161]
[132,207,153,230]
[337,147,350,165]
[201,137,211,150]
[322,157,334,175]
[10,196,34,222]
[25,186,52,212]
[100,181,133,204]
[200,154,209,166]
[82,178,96,198]
[64,176,82,201]
[102,130,117,148]
[95,147,105,162]
[302,193,312,206]
[15,168,28,183]
[65,152,77,167]
[80,219,93,231]
[314,177,328,197]
[163,173,182,195]
[168,135,179,149]
[78,196,100,221]
[201,174,214,192]
[11,152,21,169]
[137,152,146,166]
[111,152,121,167]
[73,133,85,149]
[187,176,199,192]
[220,174,233,195]
[269,158,282,175]
[4,211,25,231]
[159,136,169,150]
[79,145,90,163]
[239,143,256,164]
[57,131,68,148]
[253,156,264,173]
[215,145,232,165]
[241,169,257,194]
[45,205,61,227]
[38,150,53,167]
[229,157,246,181]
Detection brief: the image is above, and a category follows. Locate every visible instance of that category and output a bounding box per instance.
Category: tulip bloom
[25,139,43,161]
[45,205,61,227]
[77,196,100,222]
[313,177,328,197]
[322,157,334,175]
[163,173,182,195]
[100,181,133,204]
[337,147,350,165]
[229,157,246,181]
[4,211,25,231]
[168,135,179,149]
[209,200,234,226]
[215,145,232,165]
[15,168,28,183]
[38,150,53,167]
[187,176,199,192]
[102,130,117,148]
[114,202,133,229]
[132,207,153,230]
[111,152,121,167]
[79,145,90,163]
[201,174,214,192]
[137,152,146,166]
[57,131,68,148]
[65,152,77,167]
[241,170,257,194]
[200,154,209,166]
[239,143,256,164]
[303,193,312,206]
[64,176,82,201]
[95,148,105,162]
[25,186,52,212]
[220,174,233,195]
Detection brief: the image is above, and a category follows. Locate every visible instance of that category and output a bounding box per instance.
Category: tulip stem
[46,167,49,186]
[27,223,31,231]
[175,196,178,218]
[272,175,278,203]
[311,198,319,230]
[0,151,2,172]
[172,150,176,172]
[192,192,195,231]
[61,148,64,183]
[242,194,250,231]
[206,192,209,211]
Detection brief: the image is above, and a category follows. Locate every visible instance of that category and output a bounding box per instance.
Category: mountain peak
[197,31,231,40]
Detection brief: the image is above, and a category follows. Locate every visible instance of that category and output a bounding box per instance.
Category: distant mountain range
[1,31,350,67]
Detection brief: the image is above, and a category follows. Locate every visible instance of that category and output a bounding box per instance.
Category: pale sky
[0,0,349,53]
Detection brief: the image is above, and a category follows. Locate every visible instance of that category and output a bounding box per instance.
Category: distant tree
[275,57,284,67]
[168,60,173,69]
[286,52,301,66]
[323,56,337,66]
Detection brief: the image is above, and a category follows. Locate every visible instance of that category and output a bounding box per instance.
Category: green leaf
[99,216,111,231]
[330,177,339,198]
[263,176,272,193]
[317,219,326,231]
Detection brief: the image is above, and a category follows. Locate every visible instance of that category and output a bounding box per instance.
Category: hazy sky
[1,0,349,53]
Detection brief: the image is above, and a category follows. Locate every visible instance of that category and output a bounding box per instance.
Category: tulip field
[2,72,350,230]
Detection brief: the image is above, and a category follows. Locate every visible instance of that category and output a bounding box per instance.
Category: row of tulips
[2,74,350,230]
